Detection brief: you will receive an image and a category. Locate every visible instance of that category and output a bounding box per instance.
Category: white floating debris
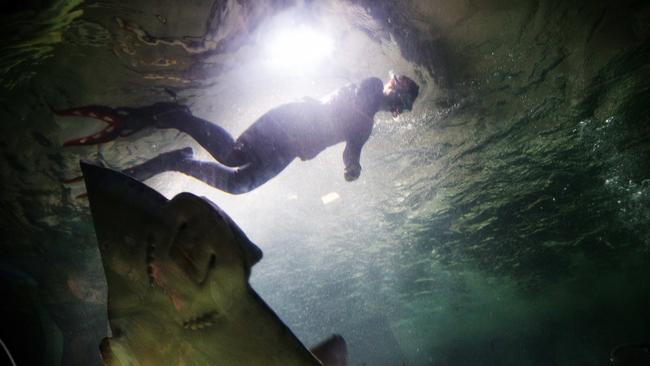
[287,193,298,200]
[321,192,340,205]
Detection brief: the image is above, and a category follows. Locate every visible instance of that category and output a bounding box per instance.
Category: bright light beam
[264,26,334,71]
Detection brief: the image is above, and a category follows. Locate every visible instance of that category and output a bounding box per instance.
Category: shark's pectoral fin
[310,334,348,366]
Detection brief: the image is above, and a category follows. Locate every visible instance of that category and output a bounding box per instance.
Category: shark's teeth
[182,311,218,330]
[146,240,156,288]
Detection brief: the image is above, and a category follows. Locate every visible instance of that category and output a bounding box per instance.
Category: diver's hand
[344,164,361,181]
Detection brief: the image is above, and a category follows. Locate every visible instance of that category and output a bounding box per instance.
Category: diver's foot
[55,102,189,146]
[122,147,193,181]
[55,105,128,146]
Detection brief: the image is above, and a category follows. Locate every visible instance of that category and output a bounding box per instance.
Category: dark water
[1,0,649,365]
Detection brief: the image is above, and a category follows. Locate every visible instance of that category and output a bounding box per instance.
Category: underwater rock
[1,0,649,364]
[81,161,347,365]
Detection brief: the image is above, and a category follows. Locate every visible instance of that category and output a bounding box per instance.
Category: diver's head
[383,74,419,117]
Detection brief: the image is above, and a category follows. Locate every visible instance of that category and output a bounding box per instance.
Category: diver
[58,74,419,194]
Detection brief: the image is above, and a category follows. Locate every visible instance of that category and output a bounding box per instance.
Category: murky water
[1,1,649,365]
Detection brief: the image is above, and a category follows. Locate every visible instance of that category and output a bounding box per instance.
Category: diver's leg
[170,159,288,195]
[55,102,240,162]
[161,115,242,166]
[220,152,296,194]
[123,148,292,194]
[122,147,195,182]
[129,103,244,166]
[63,102,241,165]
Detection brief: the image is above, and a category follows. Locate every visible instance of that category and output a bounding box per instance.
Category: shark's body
[81,162,346,366]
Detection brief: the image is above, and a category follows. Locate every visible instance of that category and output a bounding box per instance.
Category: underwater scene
[1,0,649,365]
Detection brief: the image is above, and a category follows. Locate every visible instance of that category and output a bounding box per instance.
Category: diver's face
[387,89,414,118]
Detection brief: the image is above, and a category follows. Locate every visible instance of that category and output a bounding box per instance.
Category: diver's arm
[343,139,363,181]
[342,115,374,181]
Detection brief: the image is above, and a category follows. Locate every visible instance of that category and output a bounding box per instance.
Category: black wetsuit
[124,77,385,194]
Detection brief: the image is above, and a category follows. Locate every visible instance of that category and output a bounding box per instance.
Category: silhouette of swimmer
[58,75,419,194]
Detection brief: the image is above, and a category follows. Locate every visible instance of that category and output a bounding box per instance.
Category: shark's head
[146,192,264,329]
[82,160,262,318]
[83,162,346,365]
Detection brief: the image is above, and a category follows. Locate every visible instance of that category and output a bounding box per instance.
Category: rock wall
[0,0,649,365]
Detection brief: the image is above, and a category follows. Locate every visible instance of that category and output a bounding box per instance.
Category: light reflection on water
[1,1,650,365]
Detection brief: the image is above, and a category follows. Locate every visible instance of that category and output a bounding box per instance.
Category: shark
[81,161,347,366]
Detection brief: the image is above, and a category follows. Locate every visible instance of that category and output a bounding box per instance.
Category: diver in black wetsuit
[58,75,419,194]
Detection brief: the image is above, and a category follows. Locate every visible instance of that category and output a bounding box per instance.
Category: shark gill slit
[146,235,156,288]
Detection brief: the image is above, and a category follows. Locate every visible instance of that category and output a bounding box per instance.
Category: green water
[1,0,649,365]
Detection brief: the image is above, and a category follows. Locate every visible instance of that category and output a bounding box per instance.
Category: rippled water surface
[1,1,649,365]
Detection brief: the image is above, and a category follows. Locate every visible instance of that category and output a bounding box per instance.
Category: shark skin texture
[80,161,347,366]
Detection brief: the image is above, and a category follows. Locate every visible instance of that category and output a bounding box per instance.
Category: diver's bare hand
[344,164,361,181]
